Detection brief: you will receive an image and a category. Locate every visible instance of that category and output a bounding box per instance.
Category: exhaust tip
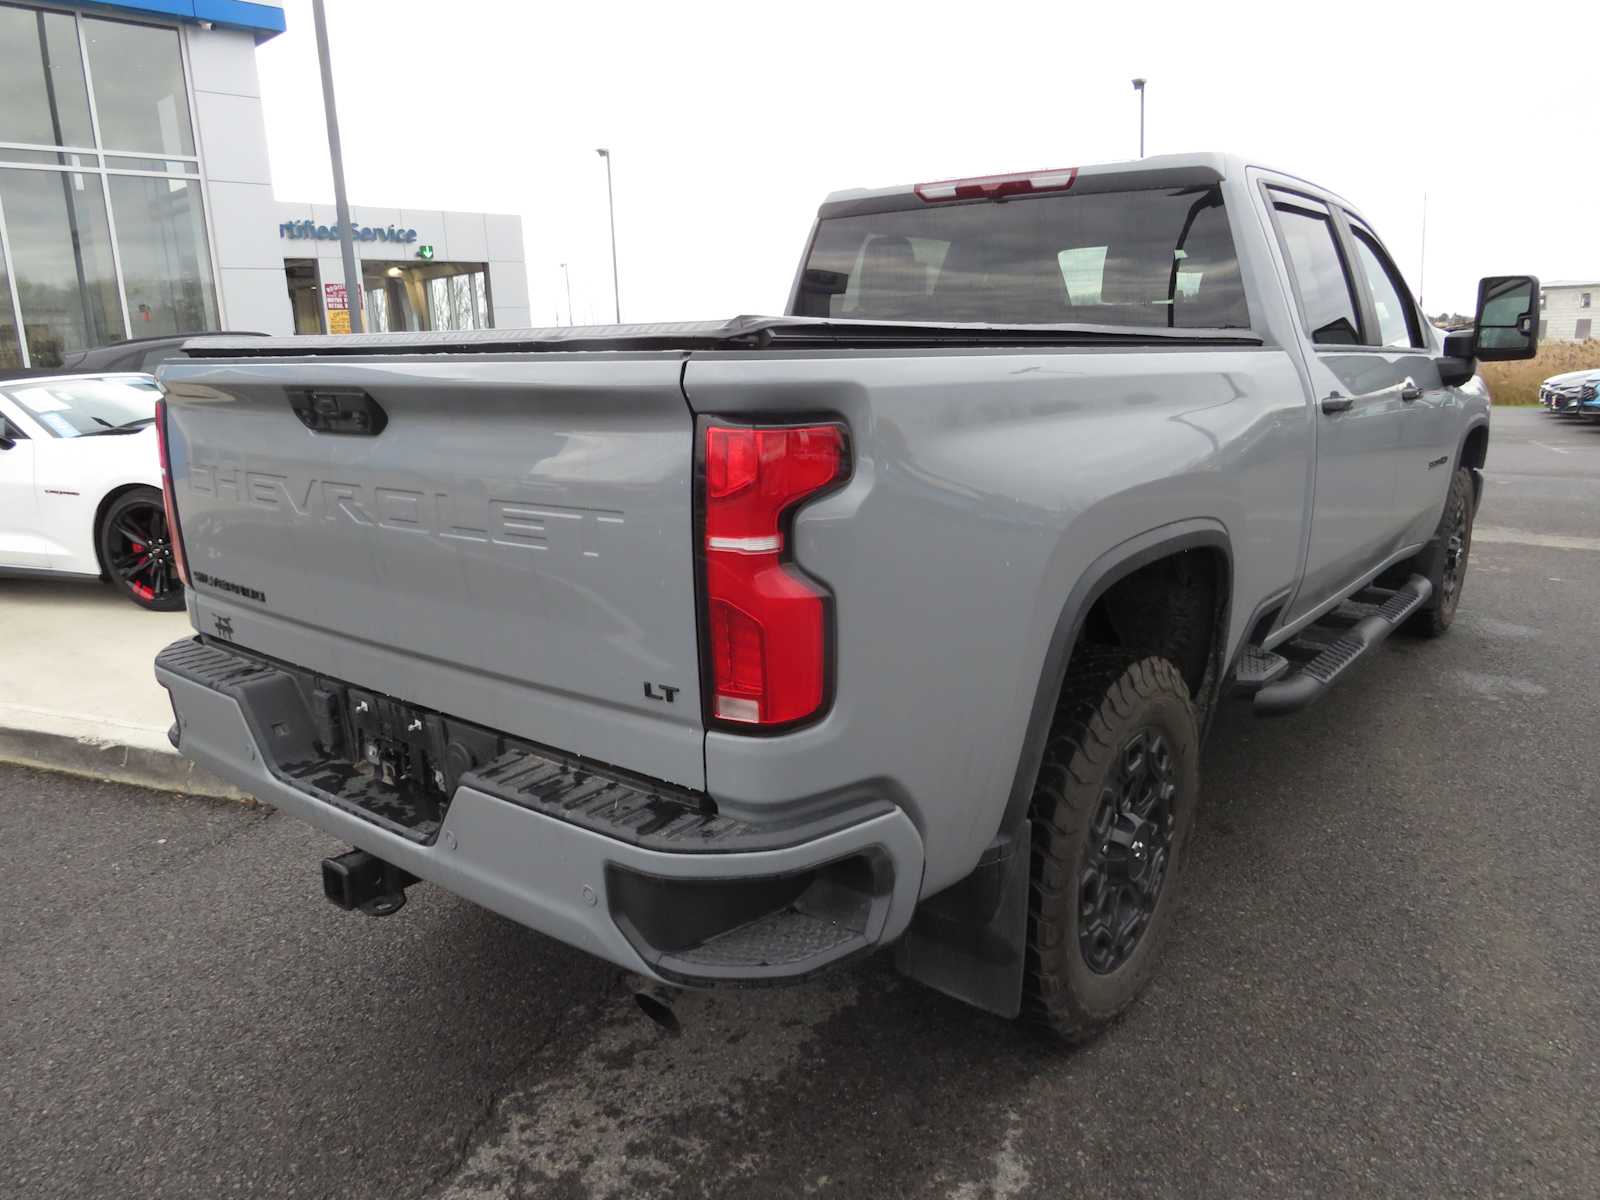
[626,976,682,1036]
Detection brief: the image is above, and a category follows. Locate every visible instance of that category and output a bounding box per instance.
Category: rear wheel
[98,487,184,612]
[1023,653,1199,1042]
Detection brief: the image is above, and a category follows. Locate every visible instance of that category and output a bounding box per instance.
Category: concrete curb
[0,703,251,801]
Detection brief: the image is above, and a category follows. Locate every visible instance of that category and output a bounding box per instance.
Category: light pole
[1418,191,1428,311]
[312,0,362,332]
[560,262,574,326]
[595,148,621,323]
[1132,78,1147,158]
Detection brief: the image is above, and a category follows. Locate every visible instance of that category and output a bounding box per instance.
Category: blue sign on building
[82,2,285,40]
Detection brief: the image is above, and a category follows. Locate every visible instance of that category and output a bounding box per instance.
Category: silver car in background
[1540,370,1594,412]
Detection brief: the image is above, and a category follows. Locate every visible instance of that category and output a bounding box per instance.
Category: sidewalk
[0,577,244,798]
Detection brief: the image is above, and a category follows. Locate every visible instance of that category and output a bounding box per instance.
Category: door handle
[1321,392,1353,414]
[1400,379,1422,402]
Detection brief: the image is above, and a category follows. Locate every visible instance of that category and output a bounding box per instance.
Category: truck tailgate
[159,354,704,789]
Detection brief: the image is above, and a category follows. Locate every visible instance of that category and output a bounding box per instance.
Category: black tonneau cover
[181,316,1262,358]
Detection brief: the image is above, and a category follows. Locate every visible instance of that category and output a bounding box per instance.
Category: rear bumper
[155,637,924,986]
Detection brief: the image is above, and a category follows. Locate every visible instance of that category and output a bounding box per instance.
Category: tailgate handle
[288,388,388,436]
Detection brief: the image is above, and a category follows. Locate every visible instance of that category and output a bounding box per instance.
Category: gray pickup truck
[154,153,1539,1039]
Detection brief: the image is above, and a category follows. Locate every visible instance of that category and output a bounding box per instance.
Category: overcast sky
[257,0,1599,326]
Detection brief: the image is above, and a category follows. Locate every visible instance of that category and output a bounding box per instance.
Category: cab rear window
[795,185,1250,330]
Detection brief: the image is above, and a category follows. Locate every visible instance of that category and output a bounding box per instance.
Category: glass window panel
[105,155,197,175]
[364,285,389,333]
[474,271,489,328]
[107,174,217,336]
[139,344,183,373]
[0,6,95,149]
[82,18,195,155]
[797,186,1250,329]
[1271,204,1361,346]
[428,276,450,330]
[0,239,19,369]
[1350,229,1421,349]
[0,148,97,168]
[0,166,123,365]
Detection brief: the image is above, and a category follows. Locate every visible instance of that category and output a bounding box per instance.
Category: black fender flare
[1457,418,1490,510]
[1457,416,1490,468]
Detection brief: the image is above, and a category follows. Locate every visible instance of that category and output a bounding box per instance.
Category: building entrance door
[284,259,323,334]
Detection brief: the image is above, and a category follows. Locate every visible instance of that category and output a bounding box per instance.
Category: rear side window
[1270,199,1361,346]
[140,346,184,373]
[795,186,1250,329]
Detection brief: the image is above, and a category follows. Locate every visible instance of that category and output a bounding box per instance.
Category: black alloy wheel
[1438,488,1470,618]
[99,487,184,611]
[1023,652,1200,1042]
[1077,728,1178,974]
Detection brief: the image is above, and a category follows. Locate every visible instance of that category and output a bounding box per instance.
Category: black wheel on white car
[98,486,185,612]
[1023,652,1199,1042]
[1404,467,1475,639]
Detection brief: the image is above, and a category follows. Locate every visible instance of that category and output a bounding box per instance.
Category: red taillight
[914,167,1077,203]
[153,398,191,588]
[701,423,846,727]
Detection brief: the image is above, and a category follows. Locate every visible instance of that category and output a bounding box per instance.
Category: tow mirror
[1471,275,1540,362]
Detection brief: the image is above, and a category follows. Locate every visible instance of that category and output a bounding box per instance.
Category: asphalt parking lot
[3,407,1597,1200]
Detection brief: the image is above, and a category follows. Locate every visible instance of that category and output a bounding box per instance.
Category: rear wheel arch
[1002,520,1232,838]
[92,482,156,577]
[893,521,1232,1018]
[95,483,183,610]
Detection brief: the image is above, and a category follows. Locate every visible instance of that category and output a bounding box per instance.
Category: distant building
[0,2,529,369]
[1540,282,1598,343]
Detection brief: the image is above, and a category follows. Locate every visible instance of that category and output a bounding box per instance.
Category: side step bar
[1252,574,1433,717]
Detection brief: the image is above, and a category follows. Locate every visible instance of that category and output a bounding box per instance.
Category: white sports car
[0,372,182,611]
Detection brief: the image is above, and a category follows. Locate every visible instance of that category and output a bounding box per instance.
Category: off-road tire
[1023,652,1200,1042]
[1404,467,1475,638]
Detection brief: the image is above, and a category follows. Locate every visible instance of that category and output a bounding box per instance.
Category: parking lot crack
[415,974,617,1200]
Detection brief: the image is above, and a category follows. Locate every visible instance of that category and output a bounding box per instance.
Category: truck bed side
[681,344,1311,892]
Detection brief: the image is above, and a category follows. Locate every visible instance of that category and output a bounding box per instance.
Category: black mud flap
[893,825,1031,1019]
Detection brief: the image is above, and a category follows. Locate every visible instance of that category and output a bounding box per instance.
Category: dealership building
[0,1,529,368]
